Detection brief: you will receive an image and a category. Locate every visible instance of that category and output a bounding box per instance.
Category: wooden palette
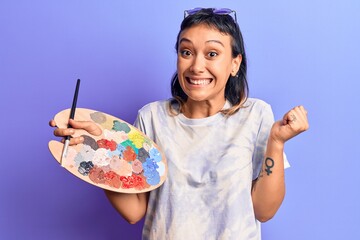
[48,108,167,193]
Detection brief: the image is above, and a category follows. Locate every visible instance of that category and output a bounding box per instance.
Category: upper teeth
[189,79,211,85]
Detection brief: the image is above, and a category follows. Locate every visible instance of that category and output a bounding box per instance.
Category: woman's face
[177,24,241,106]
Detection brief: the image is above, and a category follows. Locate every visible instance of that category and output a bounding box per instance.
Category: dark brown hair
[170,8,248,115]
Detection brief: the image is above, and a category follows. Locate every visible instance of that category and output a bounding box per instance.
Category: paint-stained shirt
[134,98,289,240]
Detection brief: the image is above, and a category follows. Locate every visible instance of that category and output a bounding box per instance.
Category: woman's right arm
[50,119,149,224]
[104,191,149,224]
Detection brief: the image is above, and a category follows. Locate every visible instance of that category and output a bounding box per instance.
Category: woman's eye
[180,50,192,57]
[208,52,218,57]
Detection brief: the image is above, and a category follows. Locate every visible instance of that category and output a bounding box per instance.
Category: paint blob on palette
[48,108,167,193]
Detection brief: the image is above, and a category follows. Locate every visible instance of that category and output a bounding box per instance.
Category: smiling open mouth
[186,78,212,85]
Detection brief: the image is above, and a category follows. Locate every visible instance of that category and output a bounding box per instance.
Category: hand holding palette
[48,108,167,193]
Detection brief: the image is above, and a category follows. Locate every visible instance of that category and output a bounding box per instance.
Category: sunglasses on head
[184,7,237,22]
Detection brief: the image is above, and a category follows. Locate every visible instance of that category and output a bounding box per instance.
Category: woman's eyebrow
[205,40,224,47]
[179,38,192,44]
[179,38,224,47]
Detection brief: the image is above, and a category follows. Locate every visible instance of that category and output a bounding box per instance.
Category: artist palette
[48,108,167,193]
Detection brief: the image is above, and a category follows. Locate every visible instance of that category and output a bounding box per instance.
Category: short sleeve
[133,111,146,133]
[252,103,290,180]
[133,105,155,142]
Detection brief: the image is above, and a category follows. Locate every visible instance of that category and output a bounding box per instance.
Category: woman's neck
[182,98,226,119]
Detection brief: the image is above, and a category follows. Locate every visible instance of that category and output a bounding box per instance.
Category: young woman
[50,8,309,239]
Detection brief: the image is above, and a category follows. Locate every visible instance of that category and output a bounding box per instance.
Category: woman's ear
[231,54,242,77]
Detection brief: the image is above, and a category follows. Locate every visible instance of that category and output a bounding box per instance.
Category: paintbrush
[61,79,81,165]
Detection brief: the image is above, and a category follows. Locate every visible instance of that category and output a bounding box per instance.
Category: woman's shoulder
[137,99,171,115]
[243,97,271,110]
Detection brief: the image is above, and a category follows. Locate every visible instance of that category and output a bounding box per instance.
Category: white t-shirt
[134,98,289,240]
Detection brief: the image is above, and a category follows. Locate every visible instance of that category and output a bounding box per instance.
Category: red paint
[89,167,106,184]
[123,146,136,161]
[89,167,122,189]
[97,139,117,151]
[104,171,121,188]
[120,174,147,190]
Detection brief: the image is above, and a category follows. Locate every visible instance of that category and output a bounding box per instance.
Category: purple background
[1,0,359,239]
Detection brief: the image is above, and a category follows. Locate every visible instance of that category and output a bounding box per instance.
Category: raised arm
[251,105,309,222]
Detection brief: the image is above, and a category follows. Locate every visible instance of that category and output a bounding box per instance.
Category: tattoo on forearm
[265,157,274,176]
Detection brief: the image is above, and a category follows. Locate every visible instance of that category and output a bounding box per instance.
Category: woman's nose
[189,55,205,73]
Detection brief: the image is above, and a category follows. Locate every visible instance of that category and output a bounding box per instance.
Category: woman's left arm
[251,105,309,222]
